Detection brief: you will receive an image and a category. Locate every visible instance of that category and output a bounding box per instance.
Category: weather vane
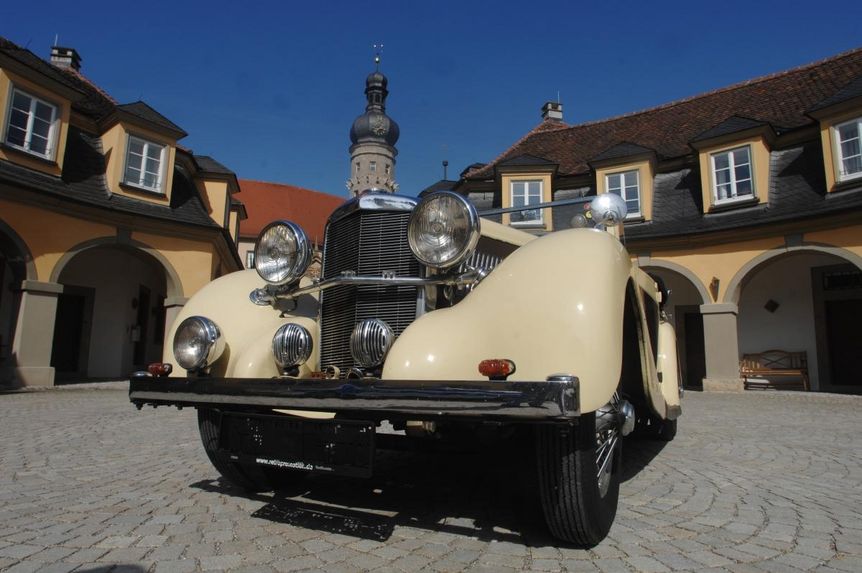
[373,43,383,70]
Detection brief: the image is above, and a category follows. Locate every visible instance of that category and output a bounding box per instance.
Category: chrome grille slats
[320,209,420,374]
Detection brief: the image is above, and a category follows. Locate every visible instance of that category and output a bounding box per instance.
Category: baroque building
[453,49,862,394]
[0,37,245,387]
[347,61,399,195]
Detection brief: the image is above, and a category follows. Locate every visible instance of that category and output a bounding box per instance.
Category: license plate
[219,413,374,478]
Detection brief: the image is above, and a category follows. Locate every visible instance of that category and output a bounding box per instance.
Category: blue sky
[3,1,861,199]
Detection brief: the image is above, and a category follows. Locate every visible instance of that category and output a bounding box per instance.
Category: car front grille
[319,209,421,374]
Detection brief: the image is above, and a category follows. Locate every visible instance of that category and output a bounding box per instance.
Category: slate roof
[690,116,769,143]
[808,74,862,112]
[194,155,234,175]
[591,142,656,163]
[419,179,459,197]
[115,102,187,137]
[237,180,345,244]
[466,47,862,180]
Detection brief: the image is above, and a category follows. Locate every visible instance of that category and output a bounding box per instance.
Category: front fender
[165,269,319,378]
[383,228,631,413]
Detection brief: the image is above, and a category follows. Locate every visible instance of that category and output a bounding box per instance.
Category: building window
[246,251,255,269]
[4,88,58,159]
[606,170,640,217]
[835,118,862,181]
[385,163,390,175]
[124,135,165,192]
[510,180,543,226]
[369,161,377,172]
[711,146,753,203]
[355,161,360,174]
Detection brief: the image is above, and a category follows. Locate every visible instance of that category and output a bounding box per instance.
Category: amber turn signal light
[478,359,516,381]
[147,362,173,377]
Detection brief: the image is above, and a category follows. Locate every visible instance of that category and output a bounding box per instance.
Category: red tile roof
[466,46,862,179]
[237,179,345,244]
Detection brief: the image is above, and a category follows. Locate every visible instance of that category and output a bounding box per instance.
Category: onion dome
[349,70,400,147]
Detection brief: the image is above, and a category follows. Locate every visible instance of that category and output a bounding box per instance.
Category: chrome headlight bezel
[272,323,313,370]
[408,191,480,269]
[173,316,225,372]
[254,220,312,285]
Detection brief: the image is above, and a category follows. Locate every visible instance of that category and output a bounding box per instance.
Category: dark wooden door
[825,299,862,386]
[684,312,706,389]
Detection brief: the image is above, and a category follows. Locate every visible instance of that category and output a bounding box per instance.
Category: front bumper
[129,374,580,421]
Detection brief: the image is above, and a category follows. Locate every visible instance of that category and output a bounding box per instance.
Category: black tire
[536,411,621,547]
[656,418,677,442]
[197,408,274,492]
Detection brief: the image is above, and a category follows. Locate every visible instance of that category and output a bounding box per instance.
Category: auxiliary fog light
[173,316,225,372]
[272,323,313,372]
[350,319,395,368]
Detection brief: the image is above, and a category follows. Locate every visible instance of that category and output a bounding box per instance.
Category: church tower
[347,55,400,195]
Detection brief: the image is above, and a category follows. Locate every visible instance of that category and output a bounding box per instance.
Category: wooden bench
[740,350,809,391]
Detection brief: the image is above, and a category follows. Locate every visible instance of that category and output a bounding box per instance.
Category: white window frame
[710,145,755,204]
[123,134,166,193]
[509,179,544,227]
[605,169,641,218]
[245,250,256,269]
[833,117,862,182]
[3,87,59,160]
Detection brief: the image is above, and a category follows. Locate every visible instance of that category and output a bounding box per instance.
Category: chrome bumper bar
[129,374,580,421]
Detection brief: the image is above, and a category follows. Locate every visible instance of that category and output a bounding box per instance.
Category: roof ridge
[560,45,862,131]
[464,120,567,179]
[61,67,118,104]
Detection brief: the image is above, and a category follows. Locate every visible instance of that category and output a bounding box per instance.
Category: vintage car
[129,190,682,547]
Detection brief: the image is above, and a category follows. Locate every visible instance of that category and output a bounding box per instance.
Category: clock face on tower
[370,115,387,136]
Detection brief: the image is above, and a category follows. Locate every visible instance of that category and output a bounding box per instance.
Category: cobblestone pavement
[1,385,861,573]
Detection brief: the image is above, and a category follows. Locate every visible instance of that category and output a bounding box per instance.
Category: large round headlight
[272,323,313,371]
[408,191,480,269]
[173,316,225,372]
[254,221,312,285]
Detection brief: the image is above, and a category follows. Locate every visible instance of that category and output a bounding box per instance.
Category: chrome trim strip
[479,196,592,216]
[129,375,580,420]
[251,271,480,305]
[327,192,418,225]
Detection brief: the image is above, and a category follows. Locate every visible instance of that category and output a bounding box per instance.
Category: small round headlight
[350,319,395,368]
[254,221,312,285]
[408,191,480,269]
[272,323,313,370]
[173,316,224,372]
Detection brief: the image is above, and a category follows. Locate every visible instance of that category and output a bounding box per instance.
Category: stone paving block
[154,559,198,573]
[200,554,244,570]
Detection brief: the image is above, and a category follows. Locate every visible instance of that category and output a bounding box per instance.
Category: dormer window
[510,180,544,226]
[606,170,641,217]
[124,135,165,192]
[835,117,862,181]
[711,145,753,203]
[4,88,59,160]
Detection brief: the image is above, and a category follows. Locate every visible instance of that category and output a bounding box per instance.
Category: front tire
[536,402,622,547]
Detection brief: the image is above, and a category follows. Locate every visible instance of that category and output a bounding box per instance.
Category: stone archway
[726,244,862,392]
[0,220,34,382]
[50,241,176,379]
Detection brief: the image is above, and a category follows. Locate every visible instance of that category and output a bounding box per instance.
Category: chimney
[50,46,82,71]
[541,101,563,121]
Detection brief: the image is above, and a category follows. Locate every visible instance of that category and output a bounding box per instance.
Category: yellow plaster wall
[698,135,770,212]
[199,179,229,227]
[819,108,862,192]
[102,122,176,204]
[131,231,216,295]
[652,237,785,302]
[0,69,71,176]
[806,224,862,258]
[500,172,553,231]
[595,159,654,220]
[228,210,239,242]
[0,199,114,280]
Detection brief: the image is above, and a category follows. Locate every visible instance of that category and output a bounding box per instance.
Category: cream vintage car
[129,190,681,547]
